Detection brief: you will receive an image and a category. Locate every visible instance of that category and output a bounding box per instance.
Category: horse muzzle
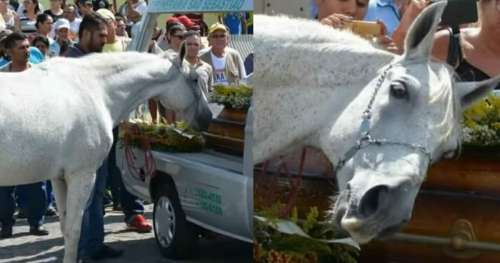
[336,178,418,243]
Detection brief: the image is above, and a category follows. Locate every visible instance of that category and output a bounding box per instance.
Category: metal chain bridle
[334,64,433,172]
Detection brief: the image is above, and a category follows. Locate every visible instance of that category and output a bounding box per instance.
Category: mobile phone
[344,20,382,38]
[439,0,478,27]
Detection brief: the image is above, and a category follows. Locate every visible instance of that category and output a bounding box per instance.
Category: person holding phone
[432,0,500,87]
[315,0,399,50]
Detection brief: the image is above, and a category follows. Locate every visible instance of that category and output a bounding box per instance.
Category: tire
[153,182,197,259]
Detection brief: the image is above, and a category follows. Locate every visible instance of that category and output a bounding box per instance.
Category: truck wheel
[153,183,197,259]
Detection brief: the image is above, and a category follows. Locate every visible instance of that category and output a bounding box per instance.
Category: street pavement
[0,205,252,263]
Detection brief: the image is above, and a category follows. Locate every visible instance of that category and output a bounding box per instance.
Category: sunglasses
[173,34,184,39]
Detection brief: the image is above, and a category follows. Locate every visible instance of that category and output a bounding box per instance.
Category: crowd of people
[1,0,252,261]
[313,0,499,82]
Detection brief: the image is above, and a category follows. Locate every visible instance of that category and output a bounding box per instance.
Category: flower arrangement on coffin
[209,84,253,110]
[119,119,205,152]
[462,94,500,147]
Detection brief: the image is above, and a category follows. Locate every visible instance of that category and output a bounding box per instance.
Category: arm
[14,15,21,32]
[236,52,247,80]
[126,0,144,23]
[391,0,428,51]
[431,29,451,63]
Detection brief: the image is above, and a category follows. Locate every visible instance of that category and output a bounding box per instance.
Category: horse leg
[62,172,96,263]
[51,178,67,238]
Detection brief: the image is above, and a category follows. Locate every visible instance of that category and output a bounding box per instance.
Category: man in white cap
[200,22,246,85]
[96,8,130,52]
[52,18,74,56]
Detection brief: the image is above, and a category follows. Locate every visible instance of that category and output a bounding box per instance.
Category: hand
[319,13,353,29]
[377,35,403,54]
[399,0,428,26]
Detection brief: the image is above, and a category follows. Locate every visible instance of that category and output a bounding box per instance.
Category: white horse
[253,2,500,244]
[0,51,211,262]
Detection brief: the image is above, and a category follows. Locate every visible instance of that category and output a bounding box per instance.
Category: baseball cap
[208,22,227,35]
[96,8,115,21]
[167,22,186,34]
[54,18,70,31]
[176,15,195,29]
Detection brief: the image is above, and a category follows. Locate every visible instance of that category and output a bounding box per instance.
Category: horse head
[158,46,212,130]
[332,1,500,243]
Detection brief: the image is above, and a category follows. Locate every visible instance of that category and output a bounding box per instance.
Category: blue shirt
[364,0,401,37]
[0,58,8,68]
[64,44,87,58]
[223,13,242,35]
[29,47,44,64]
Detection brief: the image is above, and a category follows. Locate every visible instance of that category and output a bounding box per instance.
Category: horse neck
[96,56,178,127]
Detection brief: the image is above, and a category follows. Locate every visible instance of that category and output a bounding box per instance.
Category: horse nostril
[359,185,389,218]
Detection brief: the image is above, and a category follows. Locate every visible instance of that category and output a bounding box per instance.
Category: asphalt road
[0,205,252,263]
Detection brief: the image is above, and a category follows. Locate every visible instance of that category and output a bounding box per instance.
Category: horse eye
[390,81,408,99]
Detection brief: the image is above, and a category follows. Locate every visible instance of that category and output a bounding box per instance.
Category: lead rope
[122,124,156,182]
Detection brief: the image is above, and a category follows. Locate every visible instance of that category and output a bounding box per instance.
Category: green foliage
[462,95,500,146]
[120,121,205,152]
[303,207,319,234]
[209,84,253,109]
[254,205,359,263]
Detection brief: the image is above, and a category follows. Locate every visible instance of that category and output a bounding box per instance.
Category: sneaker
[126,215,152,233]
[0,225,13,239]
[112,203,122,211]
[17,209,27,219]
[45,206,57,217]
[89,244,123,260]
[29,226,49,236]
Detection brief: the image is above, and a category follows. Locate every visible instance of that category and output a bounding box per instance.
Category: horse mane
[428,62,463,157]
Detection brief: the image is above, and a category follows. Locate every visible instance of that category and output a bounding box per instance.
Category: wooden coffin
[203,108,246,155]
[361,146,500,263]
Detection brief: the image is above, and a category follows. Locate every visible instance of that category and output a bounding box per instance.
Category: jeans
[78,160,108,257]
[46,181,55,208]
[119,172,144,222]
[108,127,144,222]
[0,182,47,228]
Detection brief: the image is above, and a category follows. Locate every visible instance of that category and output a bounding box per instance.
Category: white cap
[54,18,70,31]
[96,8,115,21]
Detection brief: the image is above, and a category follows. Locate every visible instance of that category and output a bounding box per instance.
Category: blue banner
[149,0,253,13]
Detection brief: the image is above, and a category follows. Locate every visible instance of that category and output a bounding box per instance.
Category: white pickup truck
[116,110,253,259]
[116,0,253,259]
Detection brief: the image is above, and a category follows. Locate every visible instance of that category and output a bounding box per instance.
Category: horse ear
[402,1,447,60]
[457,75,500,108]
